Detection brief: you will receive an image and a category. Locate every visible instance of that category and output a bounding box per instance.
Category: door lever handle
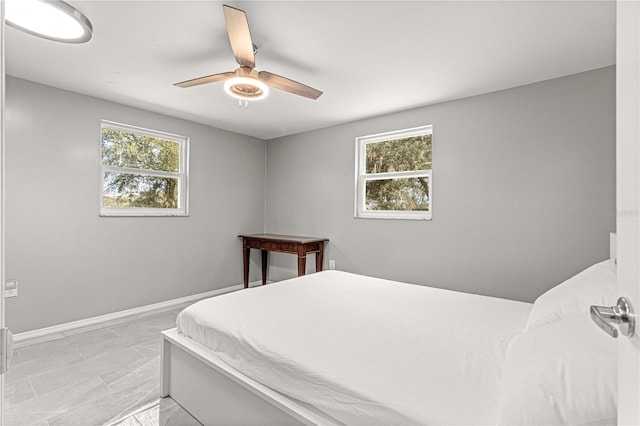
[590,297,635,338]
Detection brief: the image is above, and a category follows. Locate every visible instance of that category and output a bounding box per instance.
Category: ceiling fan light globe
[224,77,269,101]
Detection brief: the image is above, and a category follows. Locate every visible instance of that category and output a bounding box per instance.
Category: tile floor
[107,397,201,426]
[5,307,202,426]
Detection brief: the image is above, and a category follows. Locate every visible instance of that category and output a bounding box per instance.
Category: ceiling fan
[174,4,323,104]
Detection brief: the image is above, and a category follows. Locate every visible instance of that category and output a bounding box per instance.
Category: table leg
[261,250,268,285]
[297,256,306,276]
[243,246,250,289]
[316,241,324,272]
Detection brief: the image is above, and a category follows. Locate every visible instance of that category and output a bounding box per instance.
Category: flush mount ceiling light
[5,0,93,43]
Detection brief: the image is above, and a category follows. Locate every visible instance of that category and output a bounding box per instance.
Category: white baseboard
[13,280,265,345]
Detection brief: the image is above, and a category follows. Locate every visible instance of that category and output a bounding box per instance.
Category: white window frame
[99,120,190,217]
[354,125,432,220]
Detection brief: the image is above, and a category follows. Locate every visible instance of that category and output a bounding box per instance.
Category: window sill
[99,208,189,217]
[355,211,432,220]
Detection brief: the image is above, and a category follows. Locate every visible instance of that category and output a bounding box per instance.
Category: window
[355,125,432,220]
[100,120,189,216]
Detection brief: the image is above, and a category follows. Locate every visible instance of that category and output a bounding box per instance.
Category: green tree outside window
[100,122,188,215]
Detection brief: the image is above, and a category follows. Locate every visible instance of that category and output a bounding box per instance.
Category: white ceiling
[6,1,615,140]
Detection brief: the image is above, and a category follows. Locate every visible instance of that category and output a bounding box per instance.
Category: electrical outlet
[329,260,335,270]
[5,280,18,298]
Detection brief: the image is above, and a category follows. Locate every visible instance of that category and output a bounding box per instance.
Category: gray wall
[5,67,616,332]
[265,67,616,303]
[6,77,266,333]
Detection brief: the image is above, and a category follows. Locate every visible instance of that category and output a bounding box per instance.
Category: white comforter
[177,270,532,425]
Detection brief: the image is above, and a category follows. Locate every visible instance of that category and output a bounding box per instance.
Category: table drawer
[276,243,296,252]
[246,239,296,252]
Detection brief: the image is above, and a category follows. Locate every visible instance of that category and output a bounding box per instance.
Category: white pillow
[497,314,616,426]
[525,259,616,331]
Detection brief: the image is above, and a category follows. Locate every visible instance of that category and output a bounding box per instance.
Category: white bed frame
[161,237,619,425]
[160,328,341,425]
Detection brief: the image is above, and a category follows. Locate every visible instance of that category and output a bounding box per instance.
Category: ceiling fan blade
[259,71,323,100]
[174,72,234,88]
[223,5,255,69]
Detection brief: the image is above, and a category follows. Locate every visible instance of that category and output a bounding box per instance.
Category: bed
[161,255,618,425]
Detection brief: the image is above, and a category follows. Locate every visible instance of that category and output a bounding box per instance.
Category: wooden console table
[239,234,329,288]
